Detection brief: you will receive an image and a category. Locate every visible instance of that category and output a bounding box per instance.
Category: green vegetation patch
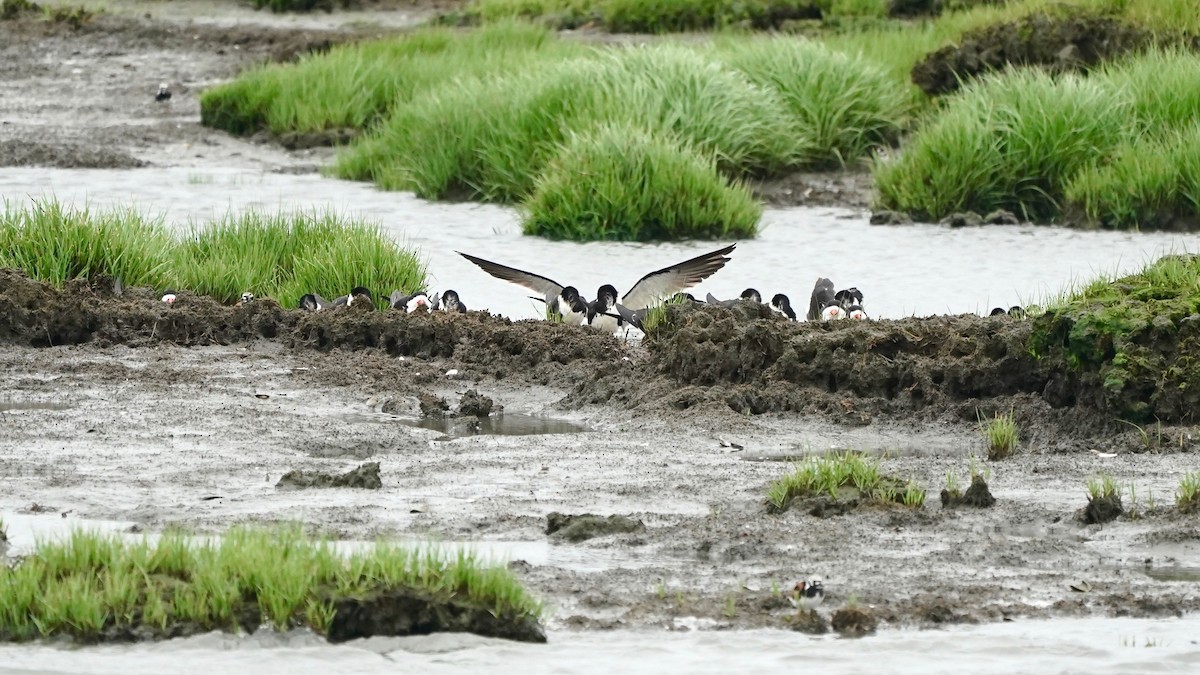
[1031,254,1200,423]
[0,527,543,643]
[1,199,427,309]
[1178,470,1200,513]
[767,452,925,513]
[522,123,762,241]
[978,408,1017,460]
[876,49,1200,228]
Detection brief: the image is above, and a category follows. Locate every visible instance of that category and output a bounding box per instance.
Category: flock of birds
[243,244,874,334]
[153,243,1031,328]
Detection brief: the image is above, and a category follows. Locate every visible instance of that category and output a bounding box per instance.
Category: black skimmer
[299,293,329,311]
[389,290,439,313]
[989,307,1008,316]
[155,83,172,102]
[160,290,177,305]
[770,293,796,320]
[705,288,763,307]
[441,289,467,313]
[789,576,824,610]
[331,286,374,309]
[1008,306,1027,319]
[235,292,254,307]
[458,243,735,330]
[807,278,844,321]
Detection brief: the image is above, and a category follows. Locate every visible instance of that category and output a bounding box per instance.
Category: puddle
[4,168,1200,321]
[399,413,589,440]
[1143,563,1200,582]
[0,400,72,412]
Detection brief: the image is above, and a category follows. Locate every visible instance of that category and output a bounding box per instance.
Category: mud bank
[3,269,1192,443]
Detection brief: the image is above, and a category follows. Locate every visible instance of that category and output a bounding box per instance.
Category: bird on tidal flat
[390,290,439,313]
[788,576,824,611]
[160,290,177,305]
[808,278,843,322]
[155,83,172,102]
[441,289,467,313]
[705,288,763,307]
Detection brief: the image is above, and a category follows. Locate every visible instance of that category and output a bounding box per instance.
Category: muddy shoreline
[2,271,1199,635]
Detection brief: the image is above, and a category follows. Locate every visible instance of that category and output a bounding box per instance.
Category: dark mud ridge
[2,269,1194,436]
[912,11,1186,96]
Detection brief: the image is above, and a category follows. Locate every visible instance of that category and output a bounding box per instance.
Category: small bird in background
[441,289,467,313]
[390,290,440,313]
[160,290,177,305]
[789,576,825,611]
[298,294,330,311]
[808,278,843,321]
[155,83,172,103]
[235,292,254,307]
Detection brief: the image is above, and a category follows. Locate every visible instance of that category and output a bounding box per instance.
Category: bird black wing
[458,251,564,302]
[808,278,836,321]
[622,243,736,310]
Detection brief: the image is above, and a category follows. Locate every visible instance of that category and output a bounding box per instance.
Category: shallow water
[0,616,1197,675]
[4,167,1200,320]
[399,412,590,439]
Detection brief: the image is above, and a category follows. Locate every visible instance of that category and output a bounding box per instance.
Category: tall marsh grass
[522,123,762,240]
[0,200,426,308]
[876,49,1200,227]
[0,526,541,642]
[0,199,173,290]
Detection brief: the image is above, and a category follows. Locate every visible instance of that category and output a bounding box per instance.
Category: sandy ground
[1,1,1197,638]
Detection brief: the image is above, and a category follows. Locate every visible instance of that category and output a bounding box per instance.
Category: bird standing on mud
[789,576,824,610]
[390,290,439,313]
[441,289,467,313]
[155,83,172,102]
[771,293,797,320]
[808,278,843,321]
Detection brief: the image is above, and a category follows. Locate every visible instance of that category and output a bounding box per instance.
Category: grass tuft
[0,526,541,643]
[1,200,426,309]
[1177,470,1200,511]
[766,452,924,511]
[1086,474,1119,501]
[522,122,761,241]
[978,408,1017,460]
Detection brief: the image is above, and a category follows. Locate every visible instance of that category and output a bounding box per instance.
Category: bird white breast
[849,308,868,320]
[591,313,619,334]
[406,295,430,313]
[161,294,176,304]
[821,305,844,321]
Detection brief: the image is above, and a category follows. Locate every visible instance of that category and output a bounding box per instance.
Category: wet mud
[327,589,546,644]
[940,475,996,509]
[545,513,645,542]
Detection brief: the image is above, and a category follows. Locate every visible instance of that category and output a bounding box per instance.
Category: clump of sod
[173,210,427,308]
[978,408,1017,460]
[940,457,996,508]
[1177,470,1200,514]
[1080,473,1123,524]
[0,526,543,643]
[1031,253,1200,423]
[0,198,174,290]
[766,452,925,513]
[522,123,761,241]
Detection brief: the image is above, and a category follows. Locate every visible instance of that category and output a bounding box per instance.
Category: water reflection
[399,413,589,440]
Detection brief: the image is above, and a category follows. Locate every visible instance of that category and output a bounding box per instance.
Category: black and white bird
[770,293,797,320]
[458,244,735,331]
[441,289,467,313]
[332,286,375,309]
[160,290,177,305]
[389,290,439,313]
[834,287,867,320]
[299,293,330,311]
[807,278,844,322]
[236,292,254,307]
[788,576,824,610]
[155,83,172,102]
[989,307,1008,316]
[705,288,763,307]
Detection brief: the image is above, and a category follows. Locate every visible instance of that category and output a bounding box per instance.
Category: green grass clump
[978,408,1017,460]
[1086,474,1119,501]
[713,36,908,167]
[1,200,426,309]
[0,199,173,289]
[1032,254,1200,423]
[173,211,427,308]
[766,452,925,511]
[1177,470,1200,512]
[0,526,541,643]
[201,21,577,137]
[874,67,1124,221]
[522,123,761,241]
[876,48,1200,227]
